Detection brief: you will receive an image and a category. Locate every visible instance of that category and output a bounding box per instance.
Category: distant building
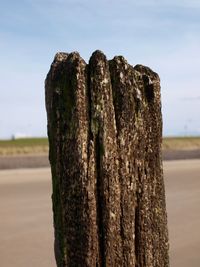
[11,133,30,140]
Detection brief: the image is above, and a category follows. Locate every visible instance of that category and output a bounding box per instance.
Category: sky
[0,0,200,139]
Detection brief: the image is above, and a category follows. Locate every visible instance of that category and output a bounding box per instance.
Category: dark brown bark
[45,50,169,267]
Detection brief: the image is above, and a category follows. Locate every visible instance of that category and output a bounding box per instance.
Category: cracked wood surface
[45,50,169,267]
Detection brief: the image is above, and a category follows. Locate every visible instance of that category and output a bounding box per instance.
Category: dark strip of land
[0,149,200,170]
[0,155,49,170]
[163,149,200,161]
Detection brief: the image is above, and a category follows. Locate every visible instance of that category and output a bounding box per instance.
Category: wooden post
[45,50,169,267]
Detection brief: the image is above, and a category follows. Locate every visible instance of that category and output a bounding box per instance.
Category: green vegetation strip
[163,137,200,150]
[0,138,49,155]
[0,137,200,155]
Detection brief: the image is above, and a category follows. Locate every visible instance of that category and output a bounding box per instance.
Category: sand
[0,160,200,266]
[164,160,200,267]
[0,168,56,267]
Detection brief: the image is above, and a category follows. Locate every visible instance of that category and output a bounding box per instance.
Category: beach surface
[0,160,200,266]
[164,160,200,267]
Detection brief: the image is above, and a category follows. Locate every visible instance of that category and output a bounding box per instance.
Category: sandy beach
[164,160,200,267]
[0,160,200,266]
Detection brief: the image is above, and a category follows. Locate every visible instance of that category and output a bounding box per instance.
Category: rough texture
[45,50,169,267]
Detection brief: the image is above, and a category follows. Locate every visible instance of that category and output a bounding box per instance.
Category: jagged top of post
[53,52,69,62]
[52,51,84,65]
[48,50,159,79]
[90,50,107,60]
[46,50,160,98]
[134,64,160,82]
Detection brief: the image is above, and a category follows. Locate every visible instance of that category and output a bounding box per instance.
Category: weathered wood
[45,50,169,267]
[89,51,122,266]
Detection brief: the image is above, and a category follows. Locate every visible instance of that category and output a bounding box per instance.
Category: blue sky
[0,0,199,138]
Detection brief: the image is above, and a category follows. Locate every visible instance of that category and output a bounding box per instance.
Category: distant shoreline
[0,149,200,170]
[163,149,200,161]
